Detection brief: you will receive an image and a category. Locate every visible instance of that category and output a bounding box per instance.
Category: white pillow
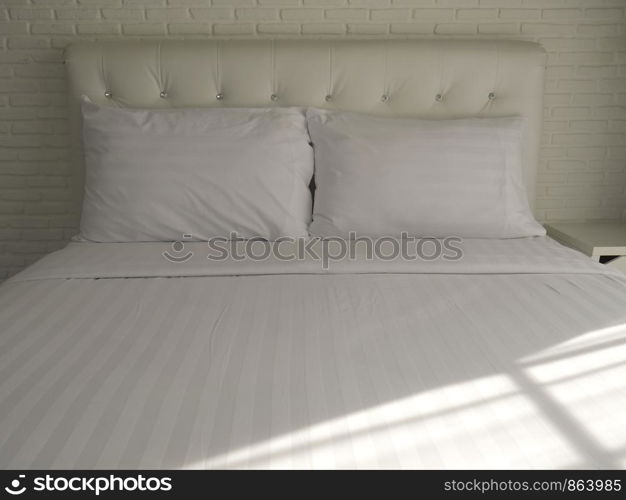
[306,109,545,239]
[79,99,313,242]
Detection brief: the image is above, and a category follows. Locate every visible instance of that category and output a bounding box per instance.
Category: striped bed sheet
[1,236,626,469]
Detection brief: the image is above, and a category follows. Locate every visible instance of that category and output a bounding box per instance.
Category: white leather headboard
[65,39,546,212]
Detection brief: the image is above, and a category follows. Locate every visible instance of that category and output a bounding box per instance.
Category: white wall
[1,0,625,279]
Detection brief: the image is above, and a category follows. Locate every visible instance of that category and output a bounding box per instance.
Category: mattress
[1,236,626,469]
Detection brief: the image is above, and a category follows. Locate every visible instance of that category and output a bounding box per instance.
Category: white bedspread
[1,237,626,469]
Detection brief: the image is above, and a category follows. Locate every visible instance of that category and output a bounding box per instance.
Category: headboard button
[104,90,112,98]
[270,93,278,102]
[435,93,443,102]
[381,94,389,103]
[488,92,496,101]
[325,94,332,102]
[216,93,224,101]
[159,91,168,98]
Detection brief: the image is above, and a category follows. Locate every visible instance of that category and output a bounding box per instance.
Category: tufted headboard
[65,39,546,213]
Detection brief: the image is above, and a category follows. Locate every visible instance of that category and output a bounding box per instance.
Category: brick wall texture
[1,0,625,279]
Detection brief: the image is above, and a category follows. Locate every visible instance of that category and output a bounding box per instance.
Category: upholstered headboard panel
[65,39,546,212]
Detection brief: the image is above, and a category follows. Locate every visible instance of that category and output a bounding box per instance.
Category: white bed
[1,40,626,470]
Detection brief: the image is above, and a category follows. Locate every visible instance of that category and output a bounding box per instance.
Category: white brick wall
[1,0,626,279]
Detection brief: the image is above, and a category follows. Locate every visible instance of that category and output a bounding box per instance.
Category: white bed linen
[1,237,626,469]
[306,110,544,239]
[79,102,313,242]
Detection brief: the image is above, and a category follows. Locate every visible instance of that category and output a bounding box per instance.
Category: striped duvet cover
[1,237,626,469]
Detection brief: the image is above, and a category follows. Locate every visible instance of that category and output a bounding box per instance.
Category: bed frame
[65,39,546,212]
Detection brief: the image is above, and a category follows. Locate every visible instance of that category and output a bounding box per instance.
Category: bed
[1,40,626,470]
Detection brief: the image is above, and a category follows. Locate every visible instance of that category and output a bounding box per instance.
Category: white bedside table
[545,222,626,273]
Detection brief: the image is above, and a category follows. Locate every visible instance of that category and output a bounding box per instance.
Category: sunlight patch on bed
[187,373,581,469]
[520,323,626,366]
[522,323,626,454]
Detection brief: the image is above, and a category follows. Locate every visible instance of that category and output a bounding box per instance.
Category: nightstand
[545,222,626,273]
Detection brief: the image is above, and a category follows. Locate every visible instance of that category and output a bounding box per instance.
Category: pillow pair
[79,101,544,242]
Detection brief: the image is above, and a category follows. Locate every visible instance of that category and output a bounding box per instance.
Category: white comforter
[1,237,626,469]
